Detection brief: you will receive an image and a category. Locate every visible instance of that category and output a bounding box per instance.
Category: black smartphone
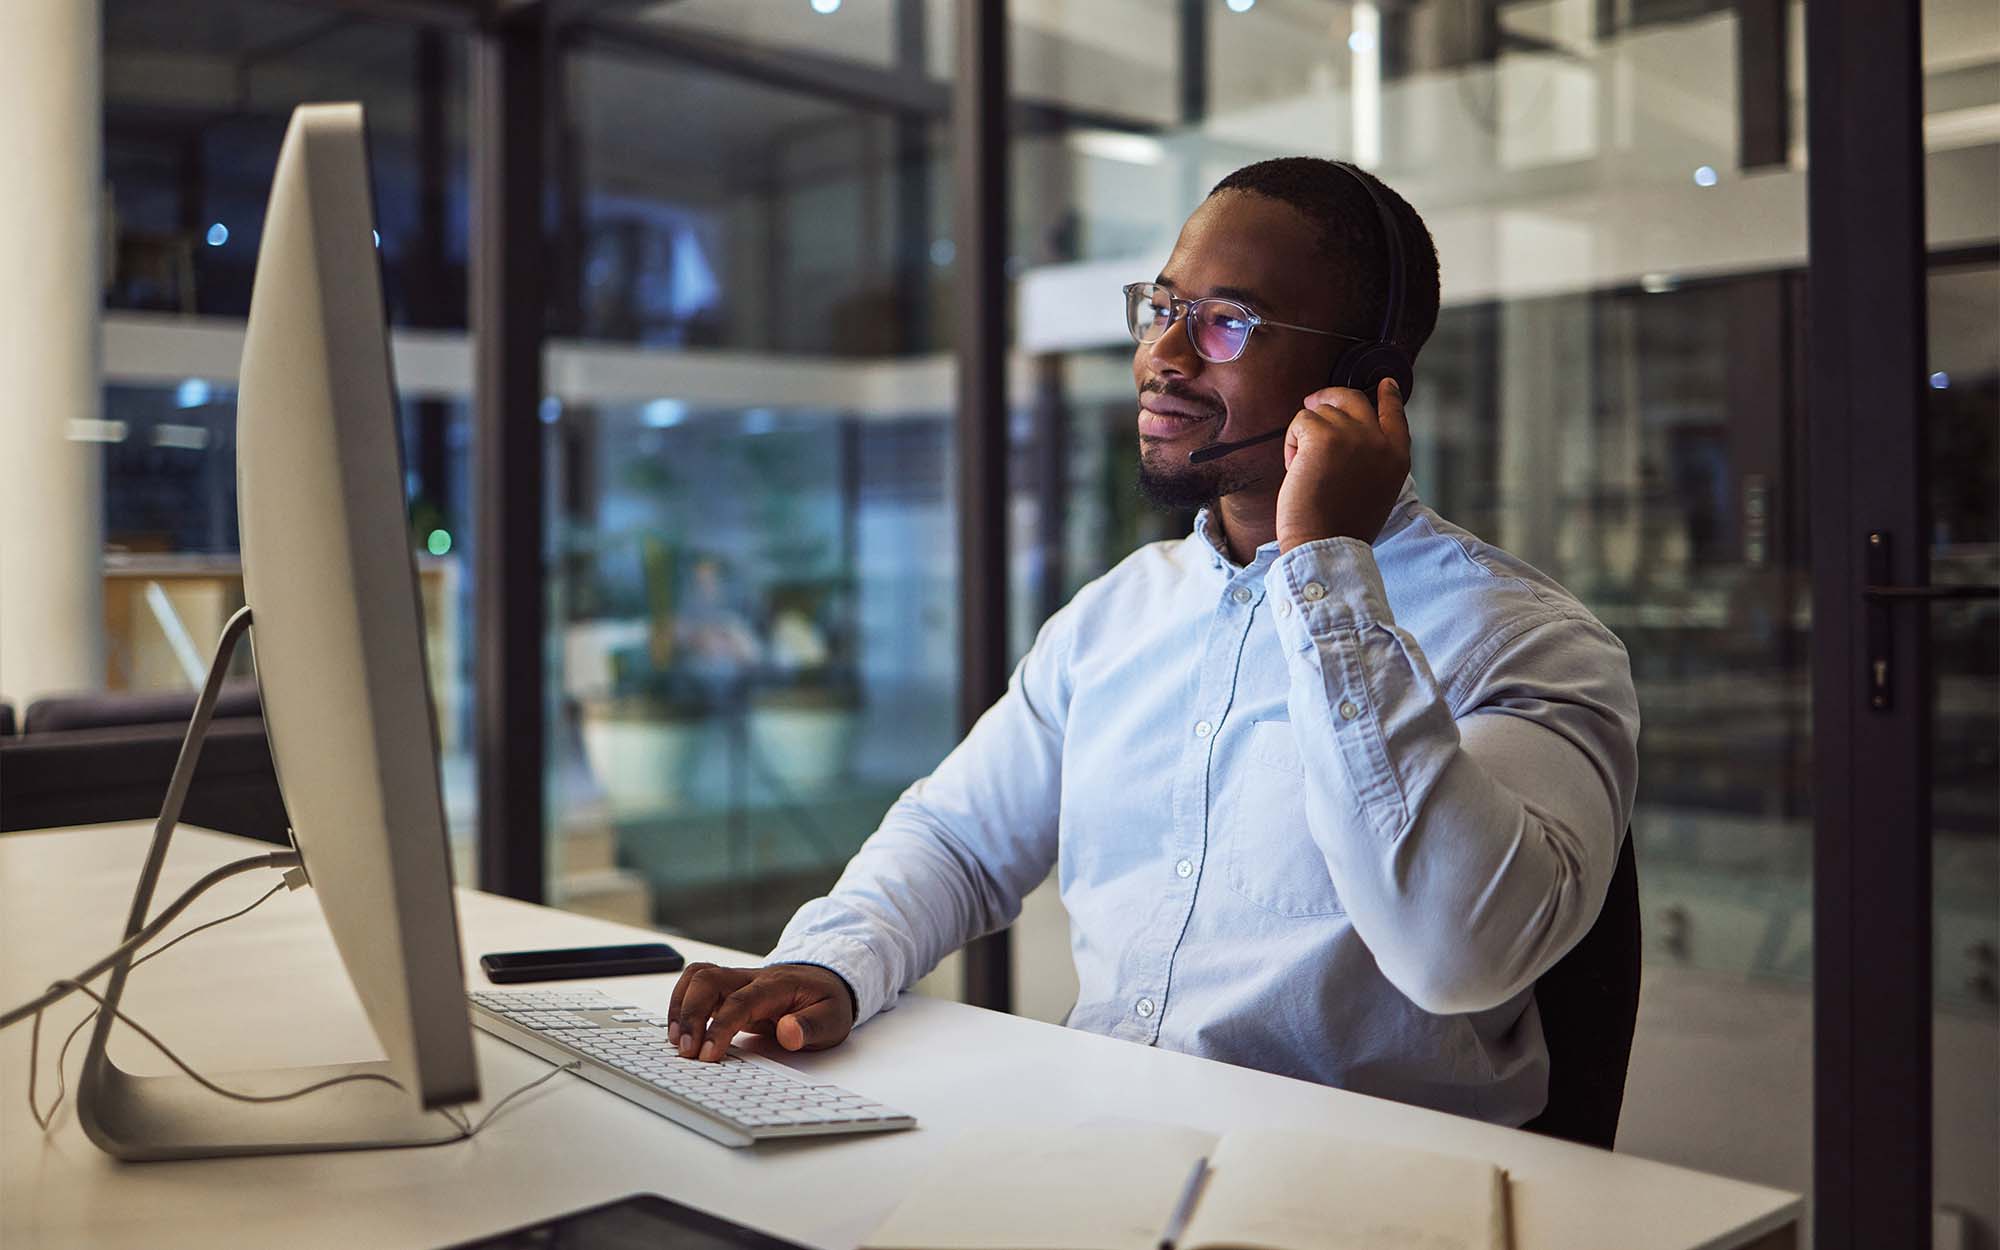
[479,941,685,984]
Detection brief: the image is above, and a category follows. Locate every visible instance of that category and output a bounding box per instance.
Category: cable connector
[261,851,306,891]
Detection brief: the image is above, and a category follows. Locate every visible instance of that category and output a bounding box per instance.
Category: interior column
[0,0,105,704]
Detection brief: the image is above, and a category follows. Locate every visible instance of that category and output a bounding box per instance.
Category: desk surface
[1,825,1800,1250]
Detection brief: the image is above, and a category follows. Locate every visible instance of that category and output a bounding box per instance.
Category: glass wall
[98,0,479,865]
[84,6,1997,1229]
[543,17,962,948]
[1003,0,1990,1236]
[1924,3,2000,1238]
[1926,255,2000,1249]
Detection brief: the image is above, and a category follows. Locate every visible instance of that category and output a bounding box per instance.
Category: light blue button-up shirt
[767,477,1640,1125]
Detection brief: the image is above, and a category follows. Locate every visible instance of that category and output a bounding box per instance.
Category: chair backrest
[1520,827,1641,1150]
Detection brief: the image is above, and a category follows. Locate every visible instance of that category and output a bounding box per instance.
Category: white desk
[2,825,1801,1250]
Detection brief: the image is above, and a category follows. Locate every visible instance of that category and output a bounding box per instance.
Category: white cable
[446,1060,584,1139]
[26,882,286,1131]
[44,979,408,1104]
[18,855,584,1143]
[33,976,580,1144]
[0,851,300,1030]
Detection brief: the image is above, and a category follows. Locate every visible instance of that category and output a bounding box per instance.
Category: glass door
[1924,254,1998,1250]
[1921,0,2000,1233]
[1810,2,1998,1245]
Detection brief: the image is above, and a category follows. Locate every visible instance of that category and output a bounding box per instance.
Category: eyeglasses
[1122,281,1359,364]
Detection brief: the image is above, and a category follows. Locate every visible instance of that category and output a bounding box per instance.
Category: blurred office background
[4,0,1993,1244]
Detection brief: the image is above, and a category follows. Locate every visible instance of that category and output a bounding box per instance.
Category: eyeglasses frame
[1122,281,1366,364]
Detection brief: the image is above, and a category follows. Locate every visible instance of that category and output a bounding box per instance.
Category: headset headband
[1331,161,1405,348]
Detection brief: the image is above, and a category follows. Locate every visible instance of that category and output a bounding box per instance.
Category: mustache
[1139,379,1226,421]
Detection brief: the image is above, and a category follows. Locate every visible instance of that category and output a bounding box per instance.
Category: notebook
[863,1123,1510,1250]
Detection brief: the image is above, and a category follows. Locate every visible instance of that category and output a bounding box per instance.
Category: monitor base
[78,1057,464,1161]
[73,606,472,1162]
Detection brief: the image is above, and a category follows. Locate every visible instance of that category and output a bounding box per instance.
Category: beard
[1136,437,1266,511]
[1134,377,1267,511]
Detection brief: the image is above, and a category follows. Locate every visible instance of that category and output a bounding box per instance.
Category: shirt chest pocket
[1220,720,1346,918]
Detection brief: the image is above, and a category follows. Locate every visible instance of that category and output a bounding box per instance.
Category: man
[669,157,1639,1126]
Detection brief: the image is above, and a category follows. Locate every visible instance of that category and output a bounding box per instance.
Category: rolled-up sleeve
[1263,536,1641,1016]
[764,610,1074,1025]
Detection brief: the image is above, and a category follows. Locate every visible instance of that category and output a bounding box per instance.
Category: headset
[1188,161,1415,465]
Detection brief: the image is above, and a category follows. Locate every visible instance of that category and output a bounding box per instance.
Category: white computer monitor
[77,102,479,1160]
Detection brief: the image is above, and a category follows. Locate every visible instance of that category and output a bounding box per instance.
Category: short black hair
[1209,157,1441,362]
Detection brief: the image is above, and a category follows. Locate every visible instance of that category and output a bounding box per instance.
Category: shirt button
[1303,581,1328,602]
[1135,998,1156,1018]
[1194,720,1213,738]
[1339,699,1360,720]
[1231,586,1252,605]
[1277,600,1292,618]
[1175,859,1193,879]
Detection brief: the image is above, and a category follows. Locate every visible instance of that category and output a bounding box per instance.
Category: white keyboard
[468,988,915,1147]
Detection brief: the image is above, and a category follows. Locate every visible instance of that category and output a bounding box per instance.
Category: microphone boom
[1187,427,1286,464]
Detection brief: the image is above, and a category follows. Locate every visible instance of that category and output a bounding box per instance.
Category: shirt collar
[1186,475,1422,572]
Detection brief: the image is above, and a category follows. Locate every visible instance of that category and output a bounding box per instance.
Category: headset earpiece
[1329,339,1415,406]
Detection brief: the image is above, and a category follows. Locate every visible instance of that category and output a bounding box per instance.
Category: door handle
[1861,530,2000,711]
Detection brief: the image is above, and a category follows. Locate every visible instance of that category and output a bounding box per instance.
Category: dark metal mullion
[411,27,455,531]
[893,0,931,353]
[1735,0,1789,170]
[471,8,550,903]
[954,0,1010,1013]
[1178,0,1207,125]
[549,25,585,340]
[1031,355,1068,629]
[1806,4,1932,1247]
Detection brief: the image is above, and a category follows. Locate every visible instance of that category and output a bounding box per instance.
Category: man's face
[1132,191,1346,510]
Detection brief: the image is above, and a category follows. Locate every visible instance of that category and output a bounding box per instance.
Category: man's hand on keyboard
[669,962,856,1063]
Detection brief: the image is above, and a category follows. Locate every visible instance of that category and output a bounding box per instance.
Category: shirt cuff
[763,933,894,1025]
[1265,536,1394,647]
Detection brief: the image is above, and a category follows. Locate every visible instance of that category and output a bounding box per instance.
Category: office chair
[1519,828,1641,1150]
[0,682,290,844]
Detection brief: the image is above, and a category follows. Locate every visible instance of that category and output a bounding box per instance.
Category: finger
[1376,377,1410,451]
[668,962,714,1045]
[1299,385,1374,422]
[675,966,749,1058]
[698,984,793,1061]
[775,997,849,1052]
[1284,405,1336,468]
[1283,407,1314,471]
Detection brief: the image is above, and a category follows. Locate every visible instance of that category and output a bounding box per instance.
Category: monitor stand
[76,606,467,1161]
